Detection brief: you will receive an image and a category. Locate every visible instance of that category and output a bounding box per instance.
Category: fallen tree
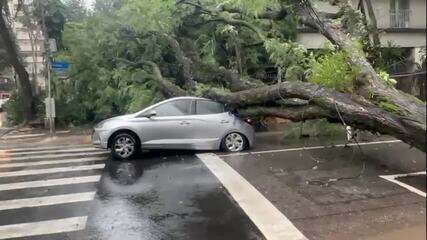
[155,0,425,151]
[58,0,426,151]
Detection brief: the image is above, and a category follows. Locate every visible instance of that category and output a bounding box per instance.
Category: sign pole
[42,4,55,137]
[47,61,55,136]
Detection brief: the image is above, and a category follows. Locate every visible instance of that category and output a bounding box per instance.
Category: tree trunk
[363,0,381,47]
[146,59,425,151]
[0,3,34,123]
[297,1,426,142]
[205,81,425,151]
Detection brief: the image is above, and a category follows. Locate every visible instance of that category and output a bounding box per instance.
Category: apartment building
[297,0,426,63]
[296,0,426,99]
[5,0,46,93]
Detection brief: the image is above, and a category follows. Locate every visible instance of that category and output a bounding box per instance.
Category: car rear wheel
[222,132,247,152]
[111,133,139,160]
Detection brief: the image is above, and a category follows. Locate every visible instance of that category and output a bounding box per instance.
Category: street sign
[51,61,70,71]
[44,97,56,118]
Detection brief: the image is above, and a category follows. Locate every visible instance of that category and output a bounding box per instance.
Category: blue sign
[51,61,70,70]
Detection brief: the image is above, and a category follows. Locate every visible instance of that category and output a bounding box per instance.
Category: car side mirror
[143,110,157,118]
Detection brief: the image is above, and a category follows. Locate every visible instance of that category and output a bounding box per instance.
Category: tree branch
[145,61,187,98]
[205,81,425,151]
[295,0,426,138]
[239,105,332,122]
[163,35,196,90]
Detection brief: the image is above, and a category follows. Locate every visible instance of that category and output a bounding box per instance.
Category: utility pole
[40,0,55,136]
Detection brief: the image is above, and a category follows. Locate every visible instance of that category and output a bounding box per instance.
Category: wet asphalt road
[0,147,263,240]
[80,152,263,240]
[0,133,425,240]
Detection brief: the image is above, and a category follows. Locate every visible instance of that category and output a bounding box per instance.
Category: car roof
[168,96,211,101]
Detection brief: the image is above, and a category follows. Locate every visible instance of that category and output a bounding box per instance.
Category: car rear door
[187,100,233,149]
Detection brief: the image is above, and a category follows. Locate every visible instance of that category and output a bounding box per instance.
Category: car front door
[133,99,194,149]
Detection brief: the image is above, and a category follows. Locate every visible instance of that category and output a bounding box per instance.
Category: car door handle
[180,121,191,125]
[220,120,229,124]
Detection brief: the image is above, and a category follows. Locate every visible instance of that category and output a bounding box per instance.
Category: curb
[0,127,16,139]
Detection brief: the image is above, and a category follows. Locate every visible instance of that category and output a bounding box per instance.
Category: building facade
[297,0,426,61]
[296,0,426,99]
[6,0,46,93]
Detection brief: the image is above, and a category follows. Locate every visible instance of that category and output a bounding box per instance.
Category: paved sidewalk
[0,128,92,150]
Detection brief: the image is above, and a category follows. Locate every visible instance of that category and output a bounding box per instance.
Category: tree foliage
[42,0,425,150]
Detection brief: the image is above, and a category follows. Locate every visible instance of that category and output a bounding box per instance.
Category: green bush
[3,91,24,124]
[309,51,359,93]
[3,91,44,125]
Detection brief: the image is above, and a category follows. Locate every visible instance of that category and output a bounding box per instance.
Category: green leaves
[117,0,180,34]
[309,51,359,93]
[265,39,312,81]
[214,0,281,17]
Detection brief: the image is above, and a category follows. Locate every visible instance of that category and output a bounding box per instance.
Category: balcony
[390,9,411,28]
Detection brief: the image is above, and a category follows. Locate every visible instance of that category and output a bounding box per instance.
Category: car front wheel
[222,132,247,152]
[111,133,138,160]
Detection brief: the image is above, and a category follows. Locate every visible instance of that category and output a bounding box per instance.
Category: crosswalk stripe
[0,216,87,239]
[0,144,92,153]
[0,152,107,162]
[0,157,106,169]
[0,192,96,211]
[0,147,105,157]
[0,175,101,191]
[0,164,105,178]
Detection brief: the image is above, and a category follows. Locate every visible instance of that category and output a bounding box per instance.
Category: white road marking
[0,151,107,162]
[0,164,105,178]
[380,171,426,198]
[0,192,96,211]
[0,144,92,153]
[0,147,105,157]
[0,216,87,239]
[0,175,101,191]
[197,153,308,240]
[0,157,106,169]
[221,140,402,157]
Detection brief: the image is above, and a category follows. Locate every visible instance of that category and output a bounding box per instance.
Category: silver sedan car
[92,97,255,160]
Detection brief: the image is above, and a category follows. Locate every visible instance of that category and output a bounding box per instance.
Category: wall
[298,0,426,49]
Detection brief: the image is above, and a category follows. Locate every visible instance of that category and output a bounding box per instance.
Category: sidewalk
[0,127,92,150]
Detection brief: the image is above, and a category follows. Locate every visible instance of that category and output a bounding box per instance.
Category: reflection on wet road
[81,151,264,240]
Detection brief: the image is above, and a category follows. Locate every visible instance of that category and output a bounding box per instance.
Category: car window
[196,100,225,115]
[152,99,192,117]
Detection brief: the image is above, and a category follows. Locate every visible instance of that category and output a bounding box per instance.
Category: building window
[390,0,411,28]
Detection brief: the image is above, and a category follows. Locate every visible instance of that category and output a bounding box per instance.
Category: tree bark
[148,54,425,151]
[363,0,381,47]
[240,105,332,122]
[146,61,187,98]
[164,35,196,90]
[297,1,426,139]
[205,81,425,151]
[0,2,34,123]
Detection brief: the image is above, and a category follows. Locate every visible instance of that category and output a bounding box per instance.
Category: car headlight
[95,120,106,129]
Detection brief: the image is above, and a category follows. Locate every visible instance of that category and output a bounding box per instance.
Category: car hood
[108,113,136,121]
